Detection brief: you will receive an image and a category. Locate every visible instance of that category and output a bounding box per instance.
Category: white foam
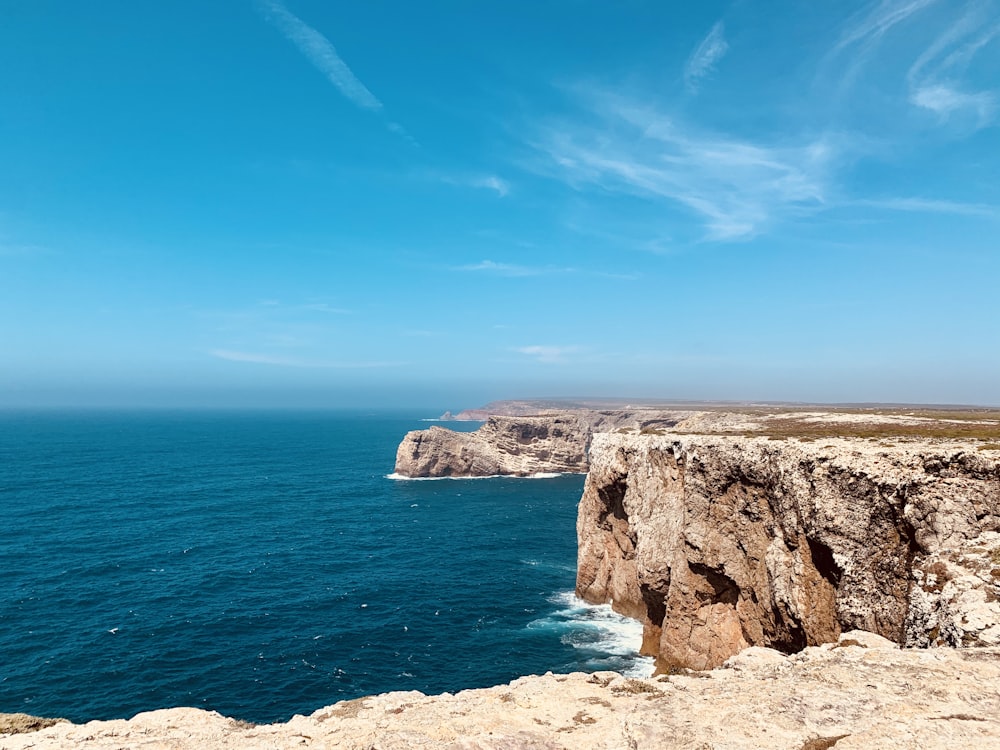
[529,591,654,678]
[386,472,579,481]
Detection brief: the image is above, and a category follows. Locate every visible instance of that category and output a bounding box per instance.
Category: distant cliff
[577,432,1000,671]
[393,411,687,478]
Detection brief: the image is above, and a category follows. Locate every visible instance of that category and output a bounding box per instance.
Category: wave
[385,472,577,481]
[527,591,654,678]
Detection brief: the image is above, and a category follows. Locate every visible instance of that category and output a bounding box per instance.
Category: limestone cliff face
[576,433,1000,671]
[394,417,589,477]
[393,412,686,478]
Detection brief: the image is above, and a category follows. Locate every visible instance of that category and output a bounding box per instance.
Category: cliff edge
[577,431,1000,671]
[6,635,1000,748]
[393,411,687,477]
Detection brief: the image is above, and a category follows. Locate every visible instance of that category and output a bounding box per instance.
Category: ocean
[0,410,651,724]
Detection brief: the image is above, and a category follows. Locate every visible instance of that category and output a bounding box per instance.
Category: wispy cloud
[684,21,728,91]
[437,173,510,197]
[834,0,939,52]
[904,4,1000,128]
[532,91,832,240]
[453,260,573,277]
[455,259,638,282]
[513,345,580,364]
[301,302,353,314]
[212,349,303,366]
[470,175,510,197]
[911,83,996,123]
[824,0,941,92]
[855,196,998,217]
[257,0,382,111]
[210,349,403,368]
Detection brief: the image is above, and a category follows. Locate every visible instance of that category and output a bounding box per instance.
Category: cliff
[6,634,1000,748]
[393,411,687,477]
[577,432,1000,671]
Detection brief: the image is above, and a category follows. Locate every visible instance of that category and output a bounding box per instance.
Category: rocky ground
[4,632,1000,749]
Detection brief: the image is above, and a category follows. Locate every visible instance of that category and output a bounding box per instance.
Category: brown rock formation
[576,432,1000,671]
[0,714,65,735]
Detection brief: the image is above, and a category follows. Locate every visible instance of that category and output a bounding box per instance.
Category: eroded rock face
[393,417,589,477]
[576,433,1000,671]
[6,635,1000,749]
[393,412,686,478]
[907,531,1000,648]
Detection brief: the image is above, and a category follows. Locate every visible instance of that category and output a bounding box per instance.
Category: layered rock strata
[5,634,1000,749]
[577,433,1000,671]
[393,411,686,478]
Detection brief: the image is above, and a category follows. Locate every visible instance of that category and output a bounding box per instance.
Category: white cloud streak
[301,302,353,314]
[835,0,940,52]
[454,259,637,281]
[534,92,832,240]
[211,349,403,368]
[454,260,573,277]
[904,4,1000,127]
[470,175,510,197]
[857,197,999,217]
[911,83,996,123]
[513,345,580,364]
[824,0,940,92]
[684,21,728,91]
[258,0,383,112]
[437,174,510,197]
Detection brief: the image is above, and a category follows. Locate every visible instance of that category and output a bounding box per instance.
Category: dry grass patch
[800,736,850,750]
[610,679,664,696]
[680,414,1000,441]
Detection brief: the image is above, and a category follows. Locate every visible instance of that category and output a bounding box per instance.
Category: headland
[6,400,1000,748]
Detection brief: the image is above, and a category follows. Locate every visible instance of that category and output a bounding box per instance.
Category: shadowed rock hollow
[577,432,1000,671]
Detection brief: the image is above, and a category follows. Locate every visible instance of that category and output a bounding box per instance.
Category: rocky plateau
[5,632,1000,748]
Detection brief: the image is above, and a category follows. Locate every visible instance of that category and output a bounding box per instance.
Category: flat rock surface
[4,634,1000,749]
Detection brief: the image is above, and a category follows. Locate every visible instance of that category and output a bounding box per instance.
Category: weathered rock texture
[5,634,1000,749]
[393,411,686,478]
[577,432,1000,672]
[0,714,64,735]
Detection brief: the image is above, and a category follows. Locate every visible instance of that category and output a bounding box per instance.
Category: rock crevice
[576,433,1000,671]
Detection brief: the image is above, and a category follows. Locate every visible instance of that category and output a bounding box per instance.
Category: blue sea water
[0,410,650,724]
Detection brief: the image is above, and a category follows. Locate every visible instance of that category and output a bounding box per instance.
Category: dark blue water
[0,411,648,723]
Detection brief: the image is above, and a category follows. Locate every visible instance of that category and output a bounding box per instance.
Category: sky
[1,0,999,409]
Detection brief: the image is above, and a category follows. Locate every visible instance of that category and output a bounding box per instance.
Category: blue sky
[2,0,998,408]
